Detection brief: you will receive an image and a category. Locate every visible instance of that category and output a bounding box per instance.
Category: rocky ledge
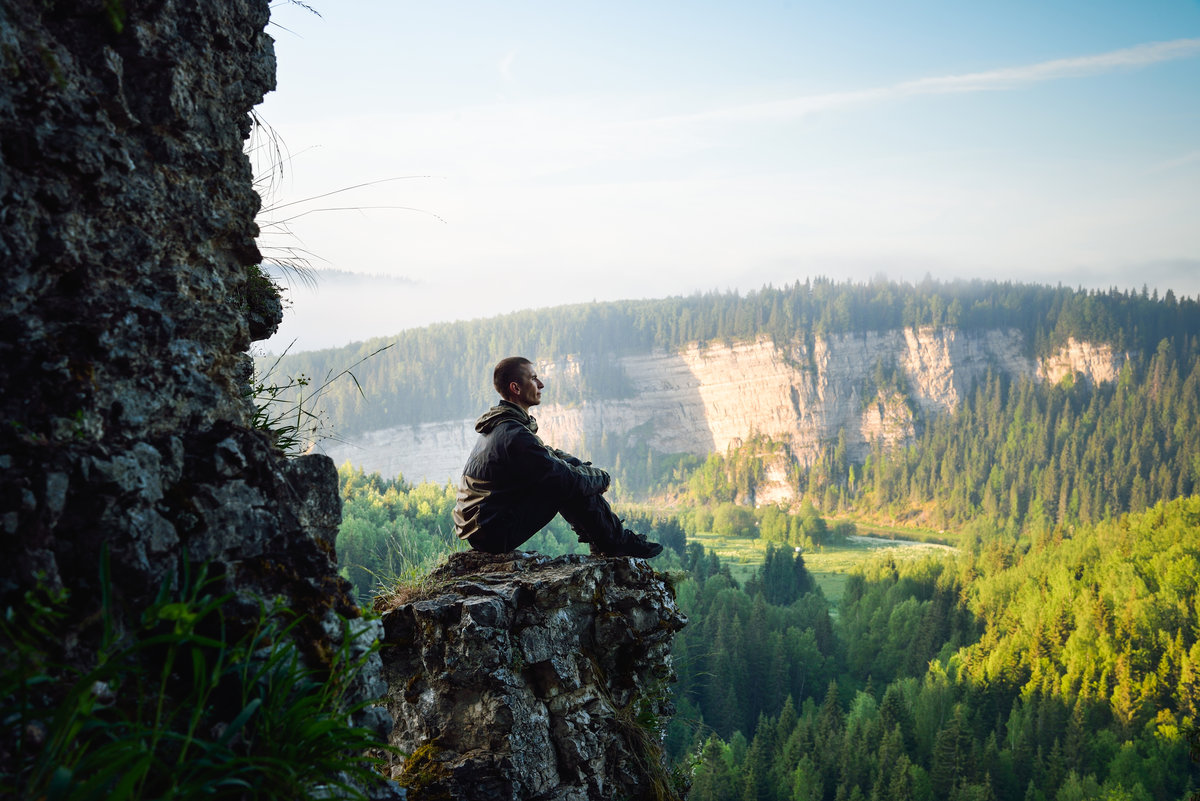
[376,550,687,801]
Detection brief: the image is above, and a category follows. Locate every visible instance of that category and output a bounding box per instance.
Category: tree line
[261,278,1200,437]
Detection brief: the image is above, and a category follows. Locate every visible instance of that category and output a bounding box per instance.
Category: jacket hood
[475,400,538,435]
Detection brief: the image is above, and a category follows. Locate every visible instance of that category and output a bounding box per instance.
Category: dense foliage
[680,497,1200,801]
[668,543,837,751]
[0,559,388,800]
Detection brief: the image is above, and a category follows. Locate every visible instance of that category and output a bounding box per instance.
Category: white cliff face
[318,418,478,486]
[318,329,1125,500]
[1040,337,1124,385]
[539,328,1033,471]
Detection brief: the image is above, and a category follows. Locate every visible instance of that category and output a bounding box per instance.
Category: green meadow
[685,529,956,611]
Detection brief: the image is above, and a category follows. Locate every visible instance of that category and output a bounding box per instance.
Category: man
[453,356,662,558]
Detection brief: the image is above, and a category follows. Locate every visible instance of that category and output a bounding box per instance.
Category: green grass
[685,531,956,610]
[831,515,958,546]
[1,556,390,801]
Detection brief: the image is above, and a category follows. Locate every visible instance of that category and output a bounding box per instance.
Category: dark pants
[467,492,624,553]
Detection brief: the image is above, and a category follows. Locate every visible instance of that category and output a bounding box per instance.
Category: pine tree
[929,704,973,798]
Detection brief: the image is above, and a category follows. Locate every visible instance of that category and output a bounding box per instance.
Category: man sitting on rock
[453,356,663,558]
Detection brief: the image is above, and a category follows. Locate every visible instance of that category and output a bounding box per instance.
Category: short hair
[493,356,532,398]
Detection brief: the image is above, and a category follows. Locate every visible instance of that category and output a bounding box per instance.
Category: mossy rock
[397,743,454,801]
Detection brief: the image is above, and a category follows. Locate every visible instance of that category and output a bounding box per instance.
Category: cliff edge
[376,551,688,801]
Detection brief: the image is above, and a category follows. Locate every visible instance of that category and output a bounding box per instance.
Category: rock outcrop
[1,0,288,613]
[0,2,395,796]
[377,550,687,801]
[1039,337,1124,385]
[319,329,1127,496]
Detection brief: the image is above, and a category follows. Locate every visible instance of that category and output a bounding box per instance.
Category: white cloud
[898,37,1200,93]
[275,37,1200,194]
[661,38,1200,126]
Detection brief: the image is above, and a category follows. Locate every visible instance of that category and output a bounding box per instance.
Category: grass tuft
[0,553,394,800]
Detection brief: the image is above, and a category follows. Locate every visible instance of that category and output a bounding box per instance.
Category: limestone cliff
[376,550,687,801]
[1039,337,1124,385]
[319,329,1126,498]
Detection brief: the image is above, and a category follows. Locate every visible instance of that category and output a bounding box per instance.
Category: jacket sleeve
[508,426,609,497]
[550,447,589,467]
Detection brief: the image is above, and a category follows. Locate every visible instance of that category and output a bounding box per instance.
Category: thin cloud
[499,49,518,84]
[1147,149,1200,173]
[669,38,1200,126]
[897,37,1200,94]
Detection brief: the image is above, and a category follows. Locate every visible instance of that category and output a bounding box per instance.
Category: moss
[403,671,424,703]
[235,264,284,341]
[396,743,454,801]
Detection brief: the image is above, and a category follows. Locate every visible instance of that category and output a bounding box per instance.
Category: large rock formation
[376,550,687,801]
[0,1,394,796]
[0,0,287,617]
[319,329,1127,494]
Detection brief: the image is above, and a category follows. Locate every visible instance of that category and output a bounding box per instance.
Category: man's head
[493,356,543,410]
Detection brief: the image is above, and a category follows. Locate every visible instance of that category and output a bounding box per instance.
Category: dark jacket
[452,400,609,542]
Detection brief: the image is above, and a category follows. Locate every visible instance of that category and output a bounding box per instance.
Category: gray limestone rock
[0,1,400,796]
[377,550,687,801]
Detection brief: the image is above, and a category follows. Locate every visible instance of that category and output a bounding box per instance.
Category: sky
[254,0,1200,352]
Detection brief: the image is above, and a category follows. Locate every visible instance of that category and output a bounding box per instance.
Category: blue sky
[255,1,1200,351]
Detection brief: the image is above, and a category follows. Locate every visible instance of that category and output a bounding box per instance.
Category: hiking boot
[590,528,663,559]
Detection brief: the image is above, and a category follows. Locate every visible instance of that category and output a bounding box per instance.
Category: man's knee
[467,533,511,553]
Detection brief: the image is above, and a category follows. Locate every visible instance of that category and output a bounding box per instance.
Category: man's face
[510,364,544,409]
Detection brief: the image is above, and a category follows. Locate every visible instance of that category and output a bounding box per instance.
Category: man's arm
[509,427,609,497]
[550,447,588,467]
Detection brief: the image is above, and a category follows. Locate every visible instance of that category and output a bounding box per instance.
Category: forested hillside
[681,496,1200,801]
[332,467,1200,800]
[261,280,1200,532]
[260,278,1200,435]
[685,334,1200,533]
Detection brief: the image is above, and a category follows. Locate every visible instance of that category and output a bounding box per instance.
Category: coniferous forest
[312,279,1200,800]
[335,469,1199,800]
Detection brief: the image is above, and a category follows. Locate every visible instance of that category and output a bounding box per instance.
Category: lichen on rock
[376,550,688,801]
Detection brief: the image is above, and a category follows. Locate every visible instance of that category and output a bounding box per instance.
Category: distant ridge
[260,276,1199,432]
